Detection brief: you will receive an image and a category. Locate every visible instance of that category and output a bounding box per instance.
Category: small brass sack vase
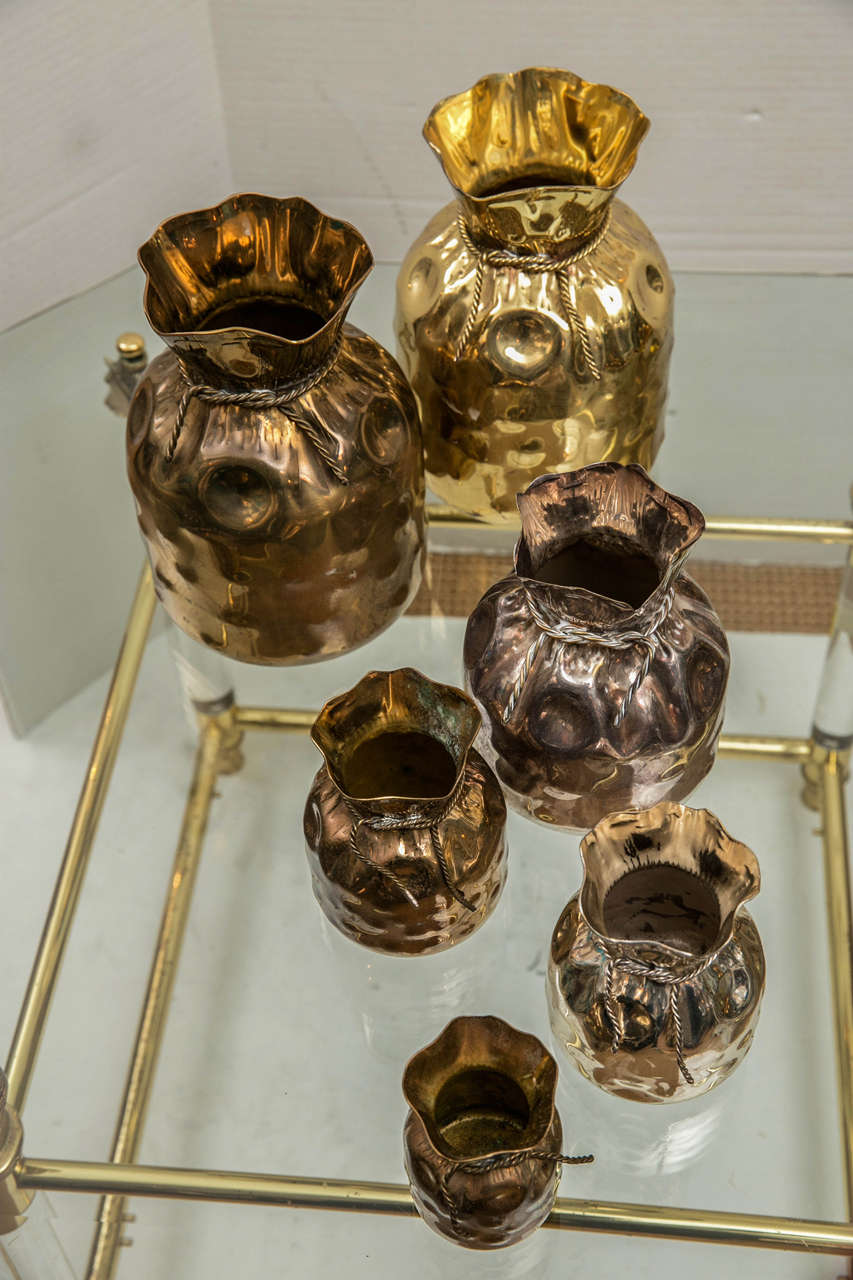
[127,194,425,664]
[304,669,507,955]
[403,1016,591,1248]
[547,804,765,1102]
[464,464,729,829]
[396,67,673,522]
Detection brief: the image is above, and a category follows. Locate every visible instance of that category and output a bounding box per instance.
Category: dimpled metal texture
[396,67,673,523]
[547,804,765,1103]
[304,670,507,955]
[464,464,730,829]
[128,194,424,664]
[403,1016,562,1248]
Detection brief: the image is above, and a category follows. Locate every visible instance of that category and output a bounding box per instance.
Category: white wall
[209,0,853,273]
[0,0,232,330]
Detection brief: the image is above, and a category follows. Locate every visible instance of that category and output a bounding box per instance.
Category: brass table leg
[85,710,230,1280]
[5,565,156,1115]
[820,751,853,1278]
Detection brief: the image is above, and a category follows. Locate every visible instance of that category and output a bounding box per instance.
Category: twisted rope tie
[603,951,713,1086]
[439,1147,594,1229]
[501,554,686,728]
[166,339,346,483]
[347,777,476,913]
[455,210,611,372]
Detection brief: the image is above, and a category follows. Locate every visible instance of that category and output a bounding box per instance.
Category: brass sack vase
[403,1016,590,1248]
[127,194,425,664]
[464,464,730,829]
[304,669,507,955]
[547,804,765,1102]
[396,67,673,522]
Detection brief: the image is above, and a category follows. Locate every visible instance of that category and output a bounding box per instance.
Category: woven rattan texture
[408,555,841,634]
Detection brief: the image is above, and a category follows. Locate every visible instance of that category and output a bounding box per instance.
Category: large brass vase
[464,464,729,829]
[304,669,507,955]
[396,67,674,522]
[547,804,765,1103]
[127,194,425,664]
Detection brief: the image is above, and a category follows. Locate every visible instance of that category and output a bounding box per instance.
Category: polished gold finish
[233,707,317,731]
[86,711,228,1280]
[0,1074,33,1235]
[403,1016,569,1247]
[115,333,146,362]
[549,804,765,1102]
[129,193,424,664]
[426,504,853,544]
[4,564,156,1115]
[465,465,729,827]
[305,670,507,954]
[397,67,672,522]
[719,734,813,762]
[14,1157,853,1255]
[820,750,853,1219]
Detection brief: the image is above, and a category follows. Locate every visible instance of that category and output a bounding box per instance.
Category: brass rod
[16,1158,853,1255]
[5,564,156,1115]
[717,734,813,762]
[820,751,853,1225]
[231,710,812,766]
[426,506,853,544]
[85,716,224,1280]
[233,707,317,731]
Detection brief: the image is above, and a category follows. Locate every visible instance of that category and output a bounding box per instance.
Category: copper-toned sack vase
[464,464,729,828]
[128,194,425,664]
[304,669,507,955]
[396,67,673,522]
[403,1016,592,1247]
[547,804,765,1102]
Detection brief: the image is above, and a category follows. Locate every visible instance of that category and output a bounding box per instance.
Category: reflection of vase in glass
[304,669,507,955]
[128,193,424,663]
[547,804,765,1103]
[396,67,673,523]
[464,464,729,829]
[403,1016,591,1248]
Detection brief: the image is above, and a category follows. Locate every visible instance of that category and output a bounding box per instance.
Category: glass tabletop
[3,584,846,1280]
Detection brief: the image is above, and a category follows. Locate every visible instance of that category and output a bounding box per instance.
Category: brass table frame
[3,511,853,1280]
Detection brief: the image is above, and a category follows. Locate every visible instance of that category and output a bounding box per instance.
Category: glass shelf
[3,539,851,1279]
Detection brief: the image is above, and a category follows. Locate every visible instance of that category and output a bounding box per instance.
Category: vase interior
[196,296,327,341]
[602,864,722,957]
[339,729,457,801]
[531,531,662,610]
[434,1067,532,1157]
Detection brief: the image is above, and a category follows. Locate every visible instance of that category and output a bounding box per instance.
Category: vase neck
[166,302,347,391]
[458,186,613,257]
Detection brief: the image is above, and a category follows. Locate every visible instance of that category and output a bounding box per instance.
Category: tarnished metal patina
[304,670,507,955]
[396,67,673,522]
[403,1016,591,1248]
[127,194,424,664]
[548,804,765,1102]
[464,464,729,829]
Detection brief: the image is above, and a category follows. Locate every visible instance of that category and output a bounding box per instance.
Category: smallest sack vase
[403,1016,593,1248]
[547,804,765,1103]
[303,669,507,955]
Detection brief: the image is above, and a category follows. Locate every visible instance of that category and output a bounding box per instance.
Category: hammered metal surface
[403,1016,562,1248]
[395,67,673,522]
[128,194,424,664]
[547,804,765,1103]
[464,465,730,828]
[304,670,507,955]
